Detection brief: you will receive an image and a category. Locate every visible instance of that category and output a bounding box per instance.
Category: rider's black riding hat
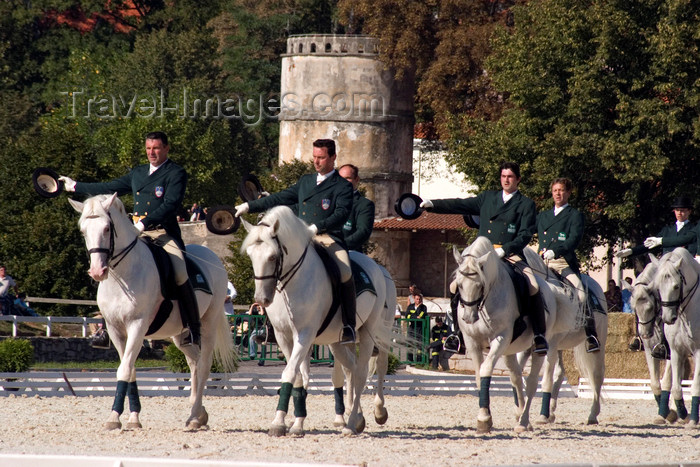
[670,196,693,210]
[32,167,64,198]
[205,205,240,235]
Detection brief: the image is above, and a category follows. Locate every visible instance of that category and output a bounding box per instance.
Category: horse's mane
[657,247,700,275]
[80,194,126,221]
[465,236,494,257]
[634,260,657,287]
[241,205,314,252]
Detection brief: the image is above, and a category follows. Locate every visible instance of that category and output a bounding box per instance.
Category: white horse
[654,247,700,427]
[629,258,682,424]
[452,237,561,433]
[241,206,396,436]
[521,248,608,426]
[69,194,236,430]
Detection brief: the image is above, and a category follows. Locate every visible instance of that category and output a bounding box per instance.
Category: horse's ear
[453,245,463,265]
[242,218,254,232]
[101,192,118,212]
[673,257,683,270]
[67,197,84,213]
[271,217,280,234]
[648,253,658,265]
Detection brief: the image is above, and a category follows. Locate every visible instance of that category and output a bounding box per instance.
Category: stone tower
[279,34,415,219]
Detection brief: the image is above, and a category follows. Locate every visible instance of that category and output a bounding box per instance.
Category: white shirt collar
[677,220,689,232]
[502,190,517,203]
[149,159,167,175]
[554,203,569,216]
[316,169,335,185]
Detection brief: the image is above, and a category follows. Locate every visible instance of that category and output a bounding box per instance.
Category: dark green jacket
[75,159,186,249]
[248,171,353,246]
[431,190,537,257]
[536,205,584,273]
[630,221,697,256]
[343,191,375,252]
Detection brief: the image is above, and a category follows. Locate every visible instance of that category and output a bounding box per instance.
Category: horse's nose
[88,266,108,281]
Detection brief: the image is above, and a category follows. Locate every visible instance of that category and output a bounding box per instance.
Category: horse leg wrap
[292,386,308,418]
[674,399,688,420]
[659,390,670,417]
[276,382,293,413]
[479,377,492,409]
[690,396,700,423]
[512,387,519,406]
[334,387,345,415]
[128,381,141,413]
[112,380,128,415]
[540,392,552,417]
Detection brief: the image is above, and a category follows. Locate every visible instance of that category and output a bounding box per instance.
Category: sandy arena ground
[1,390,699,466]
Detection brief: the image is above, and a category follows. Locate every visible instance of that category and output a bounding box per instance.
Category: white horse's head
[241,206,314,307]
[631,260,658,339]
[654,248,699,325]
[452,237,499,323]
[69,193,133,281]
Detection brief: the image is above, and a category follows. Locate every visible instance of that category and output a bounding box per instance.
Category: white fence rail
[578,377,694,400]
[0,315,104,337]
[0,371,577,398]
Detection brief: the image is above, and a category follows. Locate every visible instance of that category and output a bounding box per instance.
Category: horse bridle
[658,267,700,314]
[253,221,310,291]
[85,213,139,269]
[632,281,659,326]
[457,255,486,309]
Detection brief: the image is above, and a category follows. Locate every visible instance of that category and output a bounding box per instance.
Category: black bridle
[85,213,139,269]
[457,256,485,309]
[252,222,310,291]
[632,282,659,326]
[658,267,699,314]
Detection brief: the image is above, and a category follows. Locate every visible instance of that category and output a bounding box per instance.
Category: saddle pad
[351,260,376,296]
[185,256,211,295]
[503,261,528,317]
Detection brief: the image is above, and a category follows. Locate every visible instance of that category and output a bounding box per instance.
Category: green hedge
[0,338,35,372]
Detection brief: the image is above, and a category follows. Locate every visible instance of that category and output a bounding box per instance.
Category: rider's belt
[493,244,502,249]
[133,214,147,225]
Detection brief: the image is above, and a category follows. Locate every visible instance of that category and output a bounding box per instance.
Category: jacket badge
[155,186,164,198]
[321,198,331,210]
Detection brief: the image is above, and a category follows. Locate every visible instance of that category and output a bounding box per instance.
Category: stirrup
[651,343,670,360]
[628,336,643,352]
[585,335,600,353]
[444,334,460,353]
[533,335,549,355]
[180,328,200,348]
[340,325,356,344]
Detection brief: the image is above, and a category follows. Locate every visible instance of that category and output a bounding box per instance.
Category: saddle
[502,261,530,341]
[547,267,607,316]
[141,238,212,336]
[312,242,376,337]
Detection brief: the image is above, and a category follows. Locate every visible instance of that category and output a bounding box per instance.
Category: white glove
[614,248,633,258]
[134,221,145,233]
[235,203,249,217]
[543,249,555,261]
[419,199,434,209]
[644,237,662,249]
[58,176,76,192]
[308,224,318,236]
[261,191,270,197]
[495,247,505,258]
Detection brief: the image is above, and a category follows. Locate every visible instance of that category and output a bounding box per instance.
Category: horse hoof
[374,408,388,425]
[476,418,493,434]
[534,414,550,425]
[268,424,287,437]
[355,415,366,434]
[652,415,667,425]
[289,427,305,437]
[341,427,357,436]
[586,418,598,425]
[685,420,699,429]
[125,422,142,429]
[514,424,529,433]
[666,410,678,424]
[104,421,122,431]
[333,420,346,427]
[185,421,201,431]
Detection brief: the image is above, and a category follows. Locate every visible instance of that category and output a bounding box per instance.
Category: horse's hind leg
[180,342,210,430]
[373,348,389,425]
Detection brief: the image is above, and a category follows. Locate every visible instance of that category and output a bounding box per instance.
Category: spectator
[189,202,204,221]
[429,316,450,370]
[0,265,19,315]
[13,293,38,317]
[247,303,266,366]
[405,283,418,310]
[405,292,427,362]
[605,279,623,312]
[621,277,633,314]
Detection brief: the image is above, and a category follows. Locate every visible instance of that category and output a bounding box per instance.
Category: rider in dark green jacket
[421,161,548,355]
[339,164,375,252]
[59,131,201,347]
[235,139,357,343]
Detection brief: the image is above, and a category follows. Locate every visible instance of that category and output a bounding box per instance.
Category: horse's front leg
[288,355,312,436]
[514,350,545,433]
[534,346,559,426]
[476,334,508,433]
[669,346,686,426]
[688,349,700,428]
[106,330,143,431]
[269,335,310,437]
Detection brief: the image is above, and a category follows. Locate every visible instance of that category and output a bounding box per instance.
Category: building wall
[408,230,467,298]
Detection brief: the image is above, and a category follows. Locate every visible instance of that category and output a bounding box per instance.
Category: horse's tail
[213,306,238,373]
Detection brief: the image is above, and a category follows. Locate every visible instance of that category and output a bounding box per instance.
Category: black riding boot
[584,312,600,353]
[177,281,201,347]
[340,279,356,343]
[529,292,548,355]
[444,291,463,353]
[651,322,670,360]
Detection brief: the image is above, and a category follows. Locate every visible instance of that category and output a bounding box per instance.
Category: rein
[254,222,311,292]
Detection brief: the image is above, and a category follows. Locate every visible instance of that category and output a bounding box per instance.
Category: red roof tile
[374,212,468,231]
